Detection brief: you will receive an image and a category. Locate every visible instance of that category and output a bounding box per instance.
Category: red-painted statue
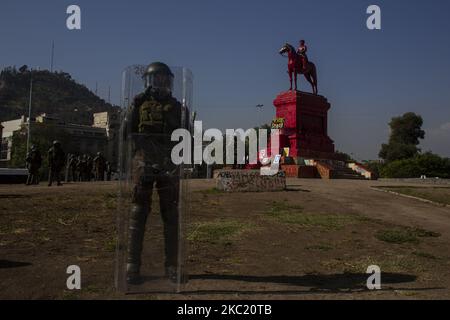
[279,42,318,94]
[296,40,308,71]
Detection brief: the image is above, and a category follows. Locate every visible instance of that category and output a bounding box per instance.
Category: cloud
[427,122,450,137]
[422,122,450,157]
[439,122,450,132]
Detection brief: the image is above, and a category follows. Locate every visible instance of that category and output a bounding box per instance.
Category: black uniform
[94,153,106,181]
[106,161,112,181]
[48,141,65,186]
[68,154,78,182]
[25,146,42,185]
[124,62,183,284]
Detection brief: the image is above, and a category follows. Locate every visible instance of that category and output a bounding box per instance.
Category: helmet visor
[144,72,174,92]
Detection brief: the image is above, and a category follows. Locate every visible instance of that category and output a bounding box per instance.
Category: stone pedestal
[273,91,339,162]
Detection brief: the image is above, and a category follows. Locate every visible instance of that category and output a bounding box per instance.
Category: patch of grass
[196,188,225,195]
[264,201,358,230]
[0,221,13,235]
[83,285,104,294]
[103,192,118,209]
[328,255,426,274]
[266,201,303,214]
[13,228,28,234]
[377,186,450,190]
[104,238,117,252]
[306,244,334,251]
[413,251,438,260]
[412,228,441,238]
[377,186,450,206]
[395,290,419,297]
[188,219,251,244]
[375,227,440,244]
[61,290,80,300]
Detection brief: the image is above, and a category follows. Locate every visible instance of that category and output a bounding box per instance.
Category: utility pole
[26,71,33,156]
[50,41,55,72]
[108,86,111,103]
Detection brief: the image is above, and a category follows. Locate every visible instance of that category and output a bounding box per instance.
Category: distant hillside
[0,66,120,125]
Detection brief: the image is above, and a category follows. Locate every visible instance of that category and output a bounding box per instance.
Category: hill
[0,65,120,125]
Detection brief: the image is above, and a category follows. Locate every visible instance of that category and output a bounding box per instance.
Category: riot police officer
[93,151,106,181]
[48,140,65,186]
[25,145,42,185]
[68,154,78,182]
[124,62,183,284]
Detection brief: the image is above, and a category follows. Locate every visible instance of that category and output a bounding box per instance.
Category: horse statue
[279,43,318,95]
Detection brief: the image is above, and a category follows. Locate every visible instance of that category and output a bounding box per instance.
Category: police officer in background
[123,62,183,284]
[86,155,94,181]
[25,145,42,185]
[105,161,113,181]
[94,151,106,181]
[48,140,65,186]
[68,154,78,182]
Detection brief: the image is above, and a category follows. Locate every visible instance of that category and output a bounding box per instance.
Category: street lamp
[256,104,264,127]
[26,70,33,155]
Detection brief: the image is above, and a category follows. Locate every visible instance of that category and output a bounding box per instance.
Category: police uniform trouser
[27,168,39,185]
[127,173,179,274]
[48,167,62,185]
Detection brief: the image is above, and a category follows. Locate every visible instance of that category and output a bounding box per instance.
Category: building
[92,112,121,163]
[0,116,26,164]
[0,112,120,168]
[0,123,3,161]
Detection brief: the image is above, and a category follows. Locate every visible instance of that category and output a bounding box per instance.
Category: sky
[1,0,449,160]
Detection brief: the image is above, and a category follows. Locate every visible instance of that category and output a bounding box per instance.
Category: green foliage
[264,201,358,230]
[335,150,354,162]
[0,67,119,124]
[389,112,425,145]
[379,113,425,162]
[377,186,450,205]
[375,227,440,244]
[188,219,251,244]
[379,142,419,163]
[380,152,450,178]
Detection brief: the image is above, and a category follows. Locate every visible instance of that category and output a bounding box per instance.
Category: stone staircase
[315,160,369,180]
[333,165,368,180]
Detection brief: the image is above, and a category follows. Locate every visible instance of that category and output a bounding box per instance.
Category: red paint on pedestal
[273,91,339,161]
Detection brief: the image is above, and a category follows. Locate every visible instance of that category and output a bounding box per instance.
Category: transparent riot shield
[116,64,193,293]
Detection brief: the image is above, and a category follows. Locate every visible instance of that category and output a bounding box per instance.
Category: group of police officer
[66,152,112,183]
[25,141,113,186]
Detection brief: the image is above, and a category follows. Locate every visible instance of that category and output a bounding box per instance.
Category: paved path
[286,179,450,240]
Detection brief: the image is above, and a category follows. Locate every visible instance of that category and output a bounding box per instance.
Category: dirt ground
[1,178,450,300]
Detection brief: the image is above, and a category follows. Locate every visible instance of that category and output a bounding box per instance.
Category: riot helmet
[142,62,174,93]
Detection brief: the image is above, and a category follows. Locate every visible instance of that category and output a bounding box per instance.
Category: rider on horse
[296,40,308,72]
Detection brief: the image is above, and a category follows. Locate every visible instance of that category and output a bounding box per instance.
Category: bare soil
[1,179,450,299]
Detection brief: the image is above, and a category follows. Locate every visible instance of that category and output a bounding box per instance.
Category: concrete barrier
[215,169,286,192]
[0,168,28,184]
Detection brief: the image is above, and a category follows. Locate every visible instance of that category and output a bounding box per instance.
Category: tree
[380,153,450,178]
[0,66,119,124]
[379,112,425,162]
[379,142,419,163]
[335,150,355,162]
[10,124,70,179]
